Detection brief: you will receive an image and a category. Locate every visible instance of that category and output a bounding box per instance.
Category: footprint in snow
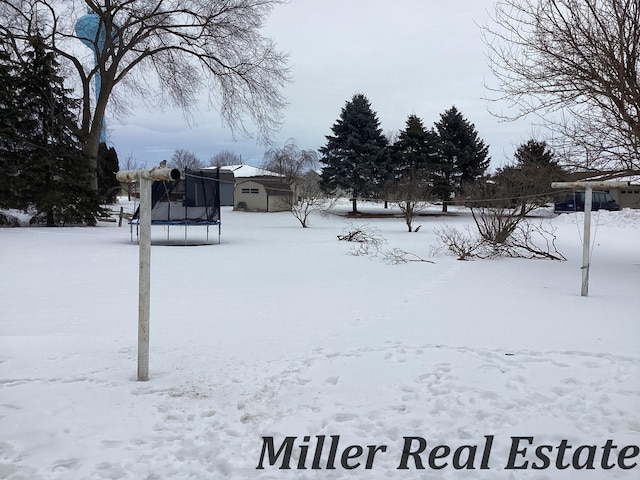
[325,376,339,385]
[52,457,82,471]
[335,413,358,422]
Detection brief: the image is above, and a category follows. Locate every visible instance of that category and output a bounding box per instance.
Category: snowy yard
[1,201,639,479]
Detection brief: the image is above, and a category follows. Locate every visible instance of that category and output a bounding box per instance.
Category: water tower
[75,9,116,143]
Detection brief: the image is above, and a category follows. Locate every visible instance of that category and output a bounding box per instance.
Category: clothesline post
[115,166,180,381]
[551,180,629,297]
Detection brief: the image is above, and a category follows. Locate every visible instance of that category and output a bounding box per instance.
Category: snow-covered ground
[1,201,639,479]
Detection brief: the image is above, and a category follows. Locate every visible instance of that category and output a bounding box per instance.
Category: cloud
[110,0,534,170]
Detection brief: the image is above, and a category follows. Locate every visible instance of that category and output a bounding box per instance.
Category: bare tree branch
[483,0,640,170]
[208,149,241,167]
[0,0,290,190]
[261,139,328,227]
[169,148,204,170]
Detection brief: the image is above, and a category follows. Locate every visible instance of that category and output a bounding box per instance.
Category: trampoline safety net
[132,168,221,224]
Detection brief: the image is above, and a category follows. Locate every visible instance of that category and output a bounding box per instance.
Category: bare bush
[289,175,335,228]
[338,223,386,256]
[382,249,434,265]
[434,225,484,260]
[471,207,565,260]
[382,168,432,232]
[338,224,435,264]
[435,215,565,261]
[472,207,523,246]
[509,221,566,261]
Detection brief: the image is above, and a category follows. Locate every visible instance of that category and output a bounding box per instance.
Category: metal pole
[138,175,151,380]
[581,186,593,297]
[551,181,629,297]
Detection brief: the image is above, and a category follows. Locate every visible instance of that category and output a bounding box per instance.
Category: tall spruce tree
[391,114,439,179]
[15,35,100,225]
[0,39,28,209]
[97,142,121,202]
[385,114,440,231]
[433,106,490,212]
[513,139,556,168]
[320,94,389,214]
[493,139,567,211]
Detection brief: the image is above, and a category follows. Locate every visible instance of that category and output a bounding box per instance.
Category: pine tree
[320,94,389,214]
[434,106,490,211]
[97,142,121,202]
[391,114,439,179]
[494,139,567,210]
[384,114,440,231]
[513,139,555,168]
[15,35,100,225]
[0,39,27,209]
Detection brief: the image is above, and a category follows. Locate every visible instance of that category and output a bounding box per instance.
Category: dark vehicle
[554,190,621,213]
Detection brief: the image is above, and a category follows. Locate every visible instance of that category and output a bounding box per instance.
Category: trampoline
[130,168,222,244]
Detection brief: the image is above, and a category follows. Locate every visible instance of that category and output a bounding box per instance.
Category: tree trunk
[351,197,358,214]
[82,83,111,192]
[442,201,448,213]
[82,129,101,192]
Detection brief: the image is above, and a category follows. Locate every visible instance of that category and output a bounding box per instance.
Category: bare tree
[464,177,543,246]
[456,154,565,260]
[261,139,329,227]
[289,173,330,228]
[169,149,203,171]
[383,172,431,232]
[208,150,241,167]
[484,0,640,171]
[0,0,290,190]
[261,138,318,183]
[120,153,143,200]
[434,218,565,261]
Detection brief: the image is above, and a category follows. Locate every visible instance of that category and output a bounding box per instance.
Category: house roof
[566,170,640,185]
[197,167,235,184]
[219,164,282,178]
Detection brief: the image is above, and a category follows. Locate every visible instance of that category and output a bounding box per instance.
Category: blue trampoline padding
[129,219,221,226]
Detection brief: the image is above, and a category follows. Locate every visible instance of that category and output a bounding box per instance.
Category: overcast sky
[109,0,535,170]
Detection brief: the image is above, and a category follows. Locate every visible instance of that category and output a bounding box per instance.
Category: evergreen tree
[513,139,555,168]
[493,139,567,210]
[97,142,121,203]
[320,94,389,214]
[12,35,100,225]
[383,114,440,231]
[433,106,490,211]
[0,39,29,209]
[391,114,439,179]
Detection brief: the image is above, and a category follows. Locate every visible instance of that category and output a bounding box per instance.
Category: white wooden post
[116,166,180,381]
[137,175,152,380]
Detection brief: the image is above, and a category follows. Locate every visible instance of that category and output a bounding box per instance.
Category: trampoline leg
[131,223,139,243]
